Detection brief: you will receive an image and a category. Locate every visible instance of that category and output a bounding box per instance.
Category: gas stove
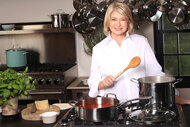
[27,63,77,88]
[1,63,78,102]
[54,104,185,127]
[28,63,75,73]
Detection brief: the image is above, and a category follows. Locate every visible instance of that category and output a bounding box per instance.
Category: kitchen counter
[0,105,68,127]
[67,77,89,90]
[66,77,89,100]
[182,105,190,127]
[1,105,190,127]
[54,104,188,127]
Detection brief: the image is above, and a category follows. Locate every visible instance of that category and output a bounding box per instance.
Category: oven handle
[29,90,63,94]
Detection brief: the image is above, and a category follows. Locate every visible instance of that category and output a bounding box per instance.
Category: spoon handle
[114,67,129,79]
[114,56,141,79]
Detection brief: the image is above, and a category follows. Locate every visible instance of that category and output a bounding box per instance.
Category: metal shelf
[0,23,75,35]
[0,28,75,36]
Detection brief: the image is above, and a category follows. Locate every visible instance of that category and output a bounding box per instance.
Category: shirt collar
[107,31,132,44]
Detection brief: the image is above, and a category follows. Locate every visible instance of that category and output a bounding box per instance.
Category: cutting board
[21,104,60,121]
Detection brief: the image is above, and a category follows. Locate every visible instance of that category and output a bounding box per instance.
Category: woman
[88,1,164,103]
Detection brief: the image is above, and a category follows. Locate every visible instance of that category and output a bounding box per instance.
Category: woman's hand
[98,75,115,90]
[176,96,190,105]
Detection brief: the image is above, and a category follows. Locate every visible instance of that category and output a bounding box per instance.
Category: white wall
[0,0,75,23]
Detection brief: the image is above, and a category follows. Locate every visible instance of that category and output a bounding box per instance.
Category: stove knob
[38,79,44,85]
[54,78,60,85]
[46,78,52,85]
[61,80,65,84]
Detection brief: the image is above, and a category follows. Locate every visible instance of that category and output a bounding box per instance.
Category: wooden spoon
[114,56,141,79]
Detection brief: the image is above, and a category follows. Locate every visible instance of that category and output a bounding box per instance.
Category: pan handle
[118,96,152,108]
[173,78,183,86]
[68,100,78,107]
[105,93,117,99]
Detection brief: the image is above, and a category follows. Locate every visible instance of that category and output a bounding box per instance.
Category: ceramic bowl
[1,24,15,31]
[40,111,59,124]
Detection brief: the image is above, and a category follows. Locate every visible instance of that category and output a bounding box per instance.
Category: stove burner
[128,108,176,124]
[28,63,75,72]
[58,104,181,127]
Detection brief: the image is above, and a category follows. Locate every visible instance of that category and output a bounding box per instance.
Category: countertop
[0,105,68,127]
[1,105,190,127]
[181,105,190,127]
[66,77,89,90]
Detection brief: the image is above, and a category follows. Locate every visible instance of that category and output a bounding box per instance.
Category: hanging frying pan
[72,11,94,34]
[95,0,107,13]
[131,1,145,29]
[166,1,188,26]
[73,0,94,11]
[158,0,172,12]
[73,0,83,11]
[143,0,161,21]
[83,4,104,27]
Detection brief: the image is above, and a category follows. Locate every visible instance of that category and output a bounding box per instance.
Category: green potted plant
[0,67,36,116]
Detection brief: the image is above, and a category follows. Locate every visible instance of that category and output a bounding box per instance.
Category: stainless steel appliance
[22,63,77,103]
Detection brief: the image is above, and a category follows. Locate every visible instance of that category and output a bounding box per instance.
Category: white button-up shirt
[88,33,165,103]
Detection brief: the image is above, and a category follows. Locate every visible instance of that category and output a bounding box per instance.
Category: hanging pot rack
[72,0,190,34]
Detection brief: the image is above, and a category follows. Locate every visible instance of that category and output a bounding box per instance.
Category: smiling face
[108,11,128,38]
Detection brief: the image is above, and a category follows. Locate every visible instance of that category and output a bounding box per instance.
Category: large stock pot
[131,76,182,110]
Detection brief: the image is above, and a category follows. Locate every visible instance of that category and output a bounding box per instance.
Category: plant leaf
[3,89,11,98]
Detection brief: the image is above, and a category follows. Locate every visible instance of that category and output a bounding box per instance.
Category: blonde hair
[104,1,134,36]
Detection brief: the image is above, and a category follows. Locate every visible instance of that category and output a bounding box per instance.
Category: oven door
[19,89,66,103]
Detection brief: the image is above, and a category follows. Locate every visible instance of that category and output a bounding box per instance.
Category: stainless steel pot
[70,94,120,122]
[50,12,70,29]
[131,76,182,111]
[69,94,153,122]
